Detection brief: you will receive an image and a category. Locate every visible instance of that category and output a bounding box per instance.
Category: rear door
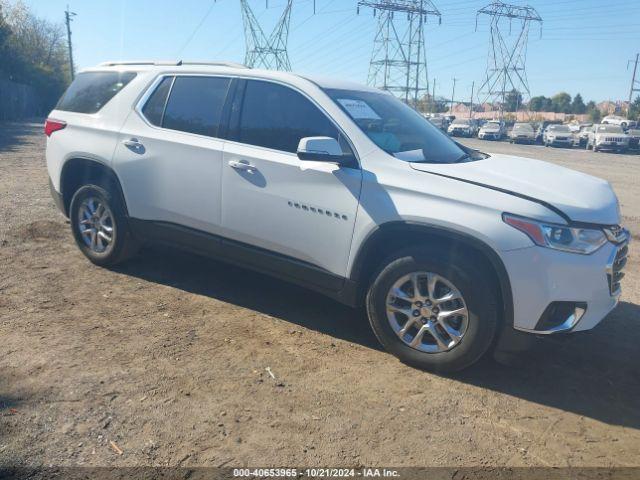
[220,79,362,280]
[113,75,233,235]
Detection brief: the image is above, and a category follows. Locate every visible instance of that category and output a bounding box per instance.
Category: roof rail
[98,60,249,69]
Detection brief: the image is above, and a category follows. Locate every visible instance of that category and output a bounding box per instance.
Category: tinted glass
[548,125,570,132]
[238,80,345,154]
[56,72,136,114]
[163,76,230,137]
[142,77,173,126]
[325,88,477,164]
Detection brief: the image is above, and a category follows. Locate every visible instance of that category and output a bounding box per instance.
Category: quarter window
[141,76,173,127]
[56,72,136,114]
[237,80,348,154]
[161,76,231,137]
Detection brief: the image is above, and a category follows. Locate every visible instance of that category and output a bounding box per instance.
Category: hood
[546,130,572,136]
[410,153,619,225]
[481,125,501,132]
[596,132,628,139]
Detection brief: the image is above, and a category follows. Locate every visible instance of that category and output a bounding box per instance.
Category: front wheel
[366,248,499,372]
[69,184,139,267]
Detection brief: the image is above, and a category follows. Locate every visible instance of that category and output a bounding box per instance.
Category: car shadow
[116,246,640,430]
[115,246,382,350]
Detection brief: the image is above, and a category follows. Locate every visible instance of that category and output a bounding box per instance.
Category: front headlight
[503,214,608,254]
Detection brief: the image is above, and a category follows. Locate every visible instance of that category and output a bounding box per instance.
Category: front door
[221,79,362,281]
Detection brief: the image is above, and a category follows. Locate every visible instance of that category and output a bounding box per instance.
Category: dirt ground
[1,122,639,469]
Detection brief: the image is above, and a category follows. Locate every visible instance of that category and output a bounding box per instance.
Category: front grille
[608,243,629,295]
[605,136,624,142]
[556,136,569,140]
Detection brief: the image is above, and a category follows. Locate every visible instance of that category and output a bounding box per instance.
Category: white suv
[46,61,629,372]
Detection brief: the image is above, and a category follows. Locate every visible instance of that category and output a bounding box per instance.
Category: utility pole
[469,81,475,119]
[450,77,457,115]
[628,53,640,112]
[65,5,76,80]
[432,77,436,113]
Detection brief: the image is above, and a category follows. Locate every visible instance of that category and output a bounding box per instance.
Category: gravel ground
[1,122,639,469]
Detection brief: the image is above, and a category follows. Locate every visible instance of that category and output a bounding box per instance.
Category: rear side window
[56,72,136,114]
[237,80,344,154]
[162,76,231,137]
[141,77,173,126]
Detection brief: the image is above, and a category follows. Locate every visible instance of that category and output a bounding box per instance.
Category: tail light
[44,118,67,137]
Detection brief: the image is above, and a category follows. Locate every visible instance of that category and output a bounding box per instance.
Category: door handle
[123,138,143,149]
[228,160,256,173]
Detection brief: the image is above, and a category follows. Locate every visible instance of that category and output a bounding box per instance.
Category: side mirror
[297,137,344,163]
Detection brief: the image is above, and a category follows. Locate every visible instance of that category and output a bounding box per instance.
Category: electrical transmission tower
[476,1,542,119]
[241,0,293,71]
[358,1,441,107]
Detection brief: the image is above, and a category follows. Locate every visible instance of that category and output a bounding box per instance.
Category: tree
[529,96,546,112]
[0,0,70,112]
[571,93,586,114]
[628,96,640,121]
[529,95,553,112]
[504,89,523,112]
[551,92,572,113]
[585,100,601,122]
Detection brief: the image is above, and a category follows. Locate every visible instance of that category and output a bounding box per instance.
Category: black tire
[366,247,499,372]
[69,184,139,267]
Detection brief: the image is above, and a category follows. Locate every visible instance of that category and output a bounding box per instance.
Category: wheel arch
[349,221,514,327]
[60,158,128,218]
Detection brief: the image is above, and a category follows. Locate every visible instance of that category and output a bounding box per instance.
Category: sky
[21,0,640,104]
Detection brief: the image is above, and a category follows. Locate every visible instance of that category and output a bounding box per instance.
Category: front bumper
[479,132,500,140]
[511,136,534,144]
[449,129,472,137]
[547,138,573,147]
[596,141,628,150]
[501,239,629,334]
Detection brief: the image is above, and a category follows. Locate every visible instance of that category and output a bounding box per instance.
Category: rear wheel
[69,184,139,266]
[366,248,499,372]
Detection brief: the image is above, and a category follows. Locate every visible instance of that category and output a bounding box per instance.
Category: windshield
[513,124,533,131]
[483,122,501,129]
[596,125,624,133]
[548,125,570,132]
[325,88,481,164]
[452,119,471,125]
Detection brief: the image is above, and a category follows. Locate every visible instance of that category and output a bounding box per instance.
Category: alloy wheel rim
[77,197,115,254]
[385,271,469,353]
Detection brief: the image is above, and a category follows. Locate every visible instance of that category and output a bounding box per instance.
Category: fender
[348,221,514,327]
[59,158,129,217]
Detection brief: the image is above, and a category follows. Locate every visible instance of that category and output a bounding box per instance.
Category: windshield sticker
[337,99,381,120]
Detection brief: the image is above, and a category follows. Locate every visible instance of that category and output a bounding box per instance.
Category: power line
[177,0,218,56]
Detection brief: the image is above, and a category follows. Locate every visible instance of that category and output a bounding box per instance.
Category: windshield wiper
[454,153,472,163]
